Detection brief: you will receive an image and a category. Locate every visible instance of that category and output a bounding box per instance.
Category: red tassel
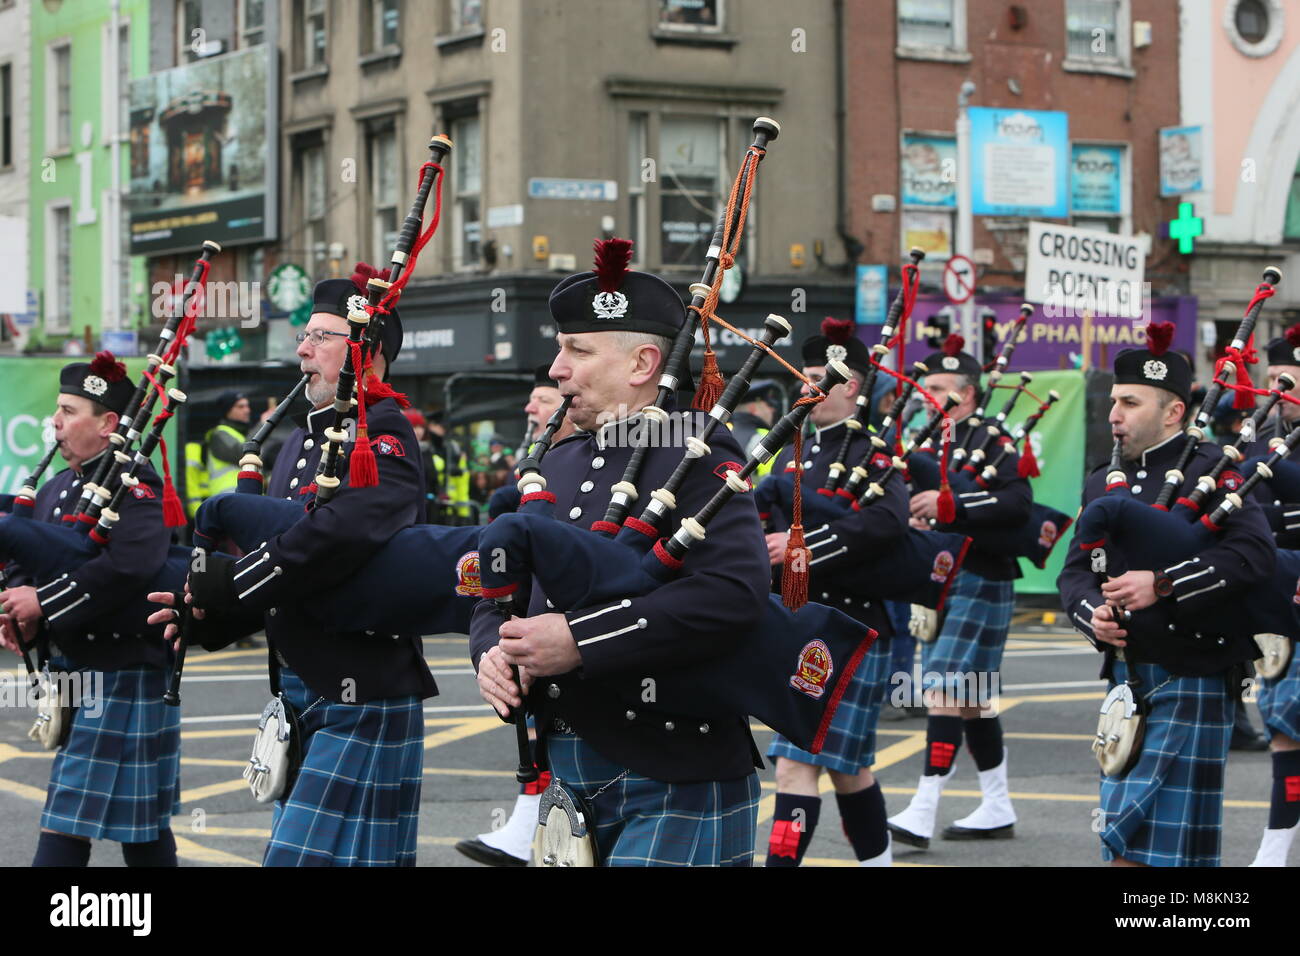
[937,482,956,524]
[692,348,725,411]
[1017,440,1040,479]
[155,435,187,527]
[781,524,809,611]
[364,379,412,408]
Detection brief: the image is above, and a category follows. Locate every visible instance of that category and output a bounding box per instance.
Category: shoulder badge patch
[372,434,405,456]
[714,460,750,488]
[454,551,482,597]
[131,484,156,499]
[930,549,954,583]
[790,639,833,700]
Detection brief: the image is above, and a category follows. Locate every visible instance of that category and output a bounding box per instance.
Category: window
[1284,156,1300,241]
[1065,0,1130,67]
[175,0,201,65]
[658,0,723,31]
[303,0,327,68]
[368,122,398,265]
[898,0,959,49]
[46,204,72,335]
[1070,142,1130,234]
[239,0,266,48]
[451,114,481,267]
[899,131,955,260]
[1224,0,1283,57]
[48,41,71,153]
[294,134,328,276]
[1235,0,1268,42]
[102,21,130,144]
[1,64,11,169]
[450,0,483,33]
[627,113,648,264]
[659,116,724,268]
[366,0,400,50]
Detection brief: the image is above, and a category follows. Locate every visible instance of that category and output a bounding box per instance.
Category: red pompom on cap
[592,238,633,294]
[1145,321,1175,356]
[821,316,856,345]
[89,351,127,382]
[942,333,966,357]
[1285,323,1300,348]
[349,262,392,294]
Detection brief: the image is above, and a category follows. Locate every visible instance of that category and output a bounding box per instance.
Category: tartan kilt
[546,732,759,866]
[1256,643,1300,741]
[767,628,892,773]
[40,661,181,843]
[920,571,1014,683]
[263,667,424,867]
[1098,660,1232,867]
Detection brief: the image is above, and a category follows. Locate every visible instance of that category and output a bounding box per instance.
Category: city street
[0,610,1277,868]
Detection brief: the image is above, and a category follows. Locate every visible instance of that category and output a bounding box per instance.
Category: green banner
[1004,369,1087,595]
[0,356,160,496]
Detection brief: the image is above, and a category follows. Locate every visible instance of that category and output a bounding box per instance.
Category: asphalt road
[0,611,1281,867]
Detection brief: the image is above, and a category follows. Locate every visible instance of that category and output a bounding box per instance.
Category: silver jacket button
[664,721,675,731]
[625,710,636,720]
[580,481,594,493]
[592,457,605,469]
[699,723,709,734]
[546,683,561,699]
[568,507,582,520]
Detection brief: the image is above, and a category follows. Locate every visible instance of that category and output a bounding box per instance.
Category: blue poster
[1070,143,1124,214]
[855,265,889,325]
[969,107,1070,218]
[900,134,956,208]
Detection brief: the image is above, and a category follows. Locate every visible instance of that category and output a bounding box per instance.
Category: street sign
[942,254,976,305]
[527,178,618,201]
[1024,221,1146,319]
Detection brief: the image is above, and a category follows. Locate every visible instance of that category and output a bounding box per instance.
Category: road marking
[176,669,474,683]
[1002,680,1107,692]
[0,776,50,802]
[182,779,253,803]
[174,834,258,866]
[179,705,494,727]
[423,717,502,751]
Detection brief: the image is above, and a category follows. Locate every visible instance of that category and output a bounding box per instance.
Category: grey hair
[612,330,672,375]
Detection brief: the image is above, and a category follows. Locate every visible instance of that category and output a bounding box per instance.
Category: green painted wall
[29,0,148,349]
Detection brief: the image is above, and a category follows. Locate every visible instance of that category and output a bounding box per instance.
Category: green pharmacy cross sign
[1168,202,1204,254]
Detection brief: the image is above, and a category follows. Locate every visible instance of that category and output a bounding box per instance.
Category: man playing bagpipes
[758,319,908,867]
[151,267,436,866]
[888,335,1031,848]
[0,354,180,867]
[470,242,772,866]
[486,365,576,523]
[1058,327,1275,866]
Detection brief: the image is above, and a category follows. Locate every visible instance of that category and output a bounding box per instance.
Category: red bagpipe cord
[348,340,379,489]
[865,352,956,522]
[781,423,811,611]
[691,146,764,411]
[1216,283,1273,410]
[140,368,188,528]
[890,262,922,428]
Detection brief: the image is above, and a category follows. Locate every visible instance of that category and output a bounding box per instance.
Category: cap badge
[83,375,108,397]
[1143,359,1167,381]
[592,290,629,320]
[942,356,959,371]
[1292,347,1300,362]
[826,344,848,365]
[346,293,369,316]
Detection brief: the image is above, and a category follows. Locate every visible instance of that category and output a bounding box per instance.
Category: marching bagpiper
[1059,329,1275,865]
[0,354,180,867]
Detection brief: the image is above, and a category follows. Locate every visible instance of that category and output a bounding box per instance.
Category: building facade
[0,0,31,352]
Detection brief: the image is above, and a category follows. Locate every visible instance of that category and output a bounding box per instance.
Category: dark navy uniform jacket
[1058,432,1275,678]
[195,398,436,704]
[758,418,906,637]
[1239,415,1300,546]
[12,451,170,671]
[927,417,1032,580]
[469,407,770,784]
[487,484,522,521]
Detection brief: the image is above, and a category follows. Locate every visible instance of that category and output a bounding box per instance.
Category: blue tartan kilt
[921,571,1013,683]
[263,667,424,867]
[40,660,181,844]
[1098,660,1232,867]
[546,732,759,867]
[1256,643,1300,741]
[768,629,893,773]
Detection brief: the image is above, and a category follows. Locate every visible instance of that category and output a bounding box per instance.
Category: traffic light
[921,307,953,349]
[981,308,998,364]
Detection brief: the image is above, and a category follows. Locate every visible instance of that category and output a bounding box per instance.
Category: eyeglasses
[294,329,350,347]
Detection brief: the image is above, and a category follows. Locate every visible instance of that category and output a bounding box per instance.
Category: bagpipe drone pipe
[480,362,878,754]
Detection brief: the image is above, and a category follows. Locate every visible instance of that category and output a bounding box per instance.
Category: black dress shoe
[942,822,1015,840]
[1230,732,1269,752]
[454,838,529,867]
[887,822,930,850]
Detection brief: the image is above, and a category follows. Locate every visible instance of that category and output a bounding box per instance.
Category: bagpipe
[167,135,464,703]
[479,118,891,755]
[1077,267,1300,652]
[0,243,221,684]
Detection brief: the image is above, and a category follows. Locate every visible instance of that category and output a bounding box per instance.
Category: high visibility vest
[184,441,209,518]
[204,422,244,498]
